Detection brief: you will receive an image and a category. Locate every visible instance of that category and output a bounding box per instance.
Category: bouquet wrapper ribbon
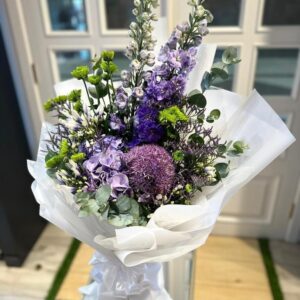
[80,251,171,300]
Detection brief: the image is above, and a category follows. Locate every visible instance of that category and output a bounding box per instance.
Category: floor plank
[0,224,72,299]
[192,236,273,300]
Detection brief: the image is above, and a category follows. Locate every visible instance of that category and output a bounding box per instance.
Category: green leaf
[189,133,204,145]
[222,47,241,65]
[201,71,212,92]
[108,214,134,227]
[211,67,229,80]
[217,144,227,155]
[116,195,132,214]
[215,163,230,178]
[159,106,189,126]
[188,90,207,108]
[166,127,180,140]
[95,185,111,212]
[79,199,99,217]
[207,109,221,123]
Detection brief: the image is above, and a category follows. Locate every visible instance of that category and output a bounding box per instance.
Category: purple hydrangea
[125,145,175,201]
[82,137,130,196]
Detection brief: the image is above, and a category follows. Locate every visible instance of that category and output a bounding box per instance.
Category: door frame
[1,0,299,242]
[0,0,44,156]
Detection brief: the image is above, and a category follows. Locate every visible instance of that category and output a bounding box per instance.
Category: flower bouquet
[28,0,295,299]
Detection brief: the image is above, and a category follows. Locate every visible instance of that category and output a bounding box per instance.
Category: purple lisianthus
[110,115,125,132]
[116,90,128,110]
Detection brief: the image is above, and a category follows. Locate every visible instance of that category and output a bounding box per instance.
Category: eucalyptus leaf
[108,214,134,227]
[207,109,221,123]
[189,133,204,145]
[211,67,229,80]
[95,185,111,212]
[222,47,241,65]
[188,90,207,108]
[215,163,230,178]
[79,199,99,217]
[201,71,212,92]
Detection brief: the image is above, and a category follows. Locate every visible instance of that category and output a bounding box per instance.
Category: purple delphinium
[125,145,175,203]
[130,105,164,146]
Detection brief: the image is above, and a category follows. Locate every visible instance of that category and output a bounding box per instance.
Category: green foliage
[201,71,212,93]
[189,133,204,145]
[159,106,189,126]
[211,67,229,80]
[71,153,86,162]
[43,96,68,112]
[108,196,141,227]
[187,90,207,108]
[206,109,221,123]
[71,66,89,80]
[215,163,230,179]
[68,90,81,102]
[46,155,63,169]
[185,184,193,193]
[222,47,241,65]
[173,150,185,162]
[101,61,118,74]
[101,50,115,62]
[59,139,69,156]
[95,185,111,212]
[228,141,249,156]
[87,75,101,86]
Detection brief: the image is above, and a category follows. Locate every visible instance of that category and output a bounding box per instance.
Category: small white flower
[196,5,205,17]
[132,8,138,16]
[129,22,138,30]
[140,50,149,59]
[134,0,141,7]
[131,59,141,70]
[120,70,130,80]
[147,58,155,66]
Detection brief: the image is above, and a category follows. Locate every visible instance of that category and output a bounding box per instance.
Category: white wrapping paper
[27,20,296,298]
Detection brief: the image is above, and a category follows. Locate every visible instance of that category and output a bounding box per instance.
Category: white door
[169,0,300,240]
[2,0,300,240]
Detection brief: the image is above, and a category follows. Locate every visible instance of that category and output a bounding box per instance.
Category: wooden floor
[1,224,300,300]
[57,236,273,300]
[192,237,272,300]
[0,225,72,300]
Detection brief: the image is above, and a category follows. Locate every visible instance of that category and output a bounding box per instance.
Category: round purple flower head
[125,145,175,199]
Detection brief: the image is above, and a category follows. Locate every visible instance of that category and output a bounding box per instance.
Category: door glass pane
[104,0,135,29]
[212,49,235,90]
[204,0,241,26]
[47,0,87,31]
[114,51,130,79]
[263,0,300,26]
[254,49,299,96]
[55,50,91,81]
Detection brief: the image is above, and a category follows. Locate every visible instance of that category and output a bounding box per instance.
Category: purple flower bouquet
[28,0,295,299]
